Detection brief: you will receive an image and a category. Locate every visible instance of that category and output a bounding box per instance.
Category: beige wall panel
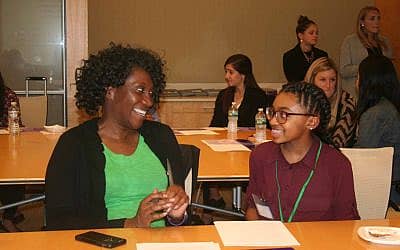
[376,0,400,73]
[88,0,373,84]
[66,0,88,127]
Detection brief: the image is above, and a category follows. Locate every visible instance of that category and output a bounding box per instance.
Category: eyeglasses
[266,107,316,124]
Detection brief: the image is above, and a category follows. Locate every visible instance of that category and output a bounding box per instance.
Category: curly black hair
[75,43,166,116]
[280,81,333,146]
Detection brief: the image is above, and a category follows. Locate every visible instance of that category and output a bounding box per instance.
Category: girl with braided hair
[245,82,359,222]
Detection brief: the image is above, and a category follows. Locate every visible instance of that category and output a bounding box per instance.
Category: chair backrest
[340,147,394,219]
[179,144,200,202]
[179,144,200,224]
[18,96,48,128]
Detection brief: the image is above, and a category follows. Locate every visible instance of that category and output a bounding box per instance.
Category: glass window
[0,0,65,125]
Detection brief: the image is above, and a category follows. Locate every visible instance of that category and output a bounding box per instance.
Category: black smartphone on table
[75,231,127,248]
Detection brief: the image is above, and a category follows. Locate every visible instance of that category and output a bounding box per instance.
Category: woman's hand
[164,185,189,221]
[124,189,170,228]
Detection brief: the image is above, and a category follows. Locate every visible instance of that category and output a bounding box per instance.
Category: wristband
[167,211,188,226]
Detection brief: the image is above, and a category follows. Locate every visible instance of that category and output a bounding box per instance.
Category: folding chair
[341,147,394,219]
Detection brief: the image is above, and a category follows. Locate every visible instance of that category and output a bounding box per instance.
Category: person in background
[304,57,357,148]
[0,71,25,232]
[0,72,22,128]
[340,6,393,97]
[45,43,188,230]
[354,55,400,210]
[207,54,269,210]
[210,54,269,128]
[283,16,328,82]
[245,82,359,222]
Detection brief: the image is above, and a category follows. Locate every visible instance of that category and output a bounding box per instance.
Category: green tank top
[103,134,168,227]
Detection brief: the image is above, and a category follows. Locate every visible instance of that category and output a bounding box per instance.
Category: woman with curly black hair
[45,43,188,230]
[245,82,359,222]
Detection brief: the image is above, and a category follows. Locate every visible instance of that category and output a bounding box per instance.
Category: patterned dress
[330,90,357,148]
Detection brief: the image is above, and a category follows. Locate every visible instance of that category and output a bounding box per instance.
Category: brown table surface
[2,219,400,249]
[176,129,262,181]
[0,132,59,184]
[0,129,262,184]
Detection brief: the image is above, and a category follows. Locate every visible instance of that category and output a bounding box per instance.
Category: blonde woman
[340,6,393,97]
[305,57,356,148]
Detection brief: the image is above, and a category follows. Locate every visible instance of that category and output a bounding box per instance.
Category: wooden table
[176,129,258,182]
[0,132,59,185]
[2,219,400,249]
[176,129,269,213]
[0,129,257,184]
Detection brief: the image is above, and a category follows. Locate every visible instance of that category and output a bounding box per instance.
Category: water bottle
[255,108,266,143]
[227,102,238,134]
[8,102,20,135]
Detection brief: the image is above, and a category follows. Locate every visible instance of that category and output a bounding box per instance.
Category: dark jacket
[45,118,184,230]
[283,44,328,82]
[354,98,400,182]
[210,86,269,127]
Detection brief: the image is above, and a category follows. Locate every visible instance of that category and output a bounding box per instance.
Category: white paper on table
[136,242,220,250]
[202,127,227,131]
[40,130,62,135]
[201,139,251,152]
[214,221,300,247]
[43,125,67,133]
[175,129,218,135]
[0,129,9,135]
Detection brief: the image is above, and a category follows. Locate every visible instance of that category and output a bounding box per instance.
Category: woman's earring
[300,39,303,43]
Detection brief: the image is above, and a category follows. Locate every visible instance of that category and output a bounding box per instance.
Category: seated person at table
[210,54,269,128]
[304,57,357,147]
[0,71,25,232]
[245,82,360,222]
[207,54,270,209]
[353,55,400,209]
[45,43,188,230]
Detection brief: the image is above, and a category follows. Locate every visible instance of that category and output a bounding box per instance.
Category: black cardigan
[283,44,328,82]
[45,118,184,230]
[210,86,269,127]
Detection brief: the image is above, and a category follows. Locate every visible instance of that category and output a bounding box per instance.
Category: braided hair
[280,81,333,146]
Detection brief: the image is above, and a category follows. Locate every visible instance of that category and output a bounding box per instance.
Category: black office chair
[178,144,200,225]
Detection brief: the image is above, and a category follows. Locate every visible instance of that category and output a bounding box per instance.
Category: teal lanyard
[275,140,322,222]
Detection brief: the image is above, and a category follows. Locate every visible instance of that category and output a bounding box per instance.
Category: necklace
[302,50,314,64]
[275,140,322,222]
[234,90,244,106]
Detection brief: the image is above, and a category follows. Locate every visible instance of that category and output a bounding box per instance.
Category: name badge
[252,193,274,219]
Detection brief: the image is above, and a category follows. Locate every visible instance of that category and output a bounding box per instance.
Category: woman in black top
[283,16,328,82]
[207,54,270,210]
[210,54,269,127]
